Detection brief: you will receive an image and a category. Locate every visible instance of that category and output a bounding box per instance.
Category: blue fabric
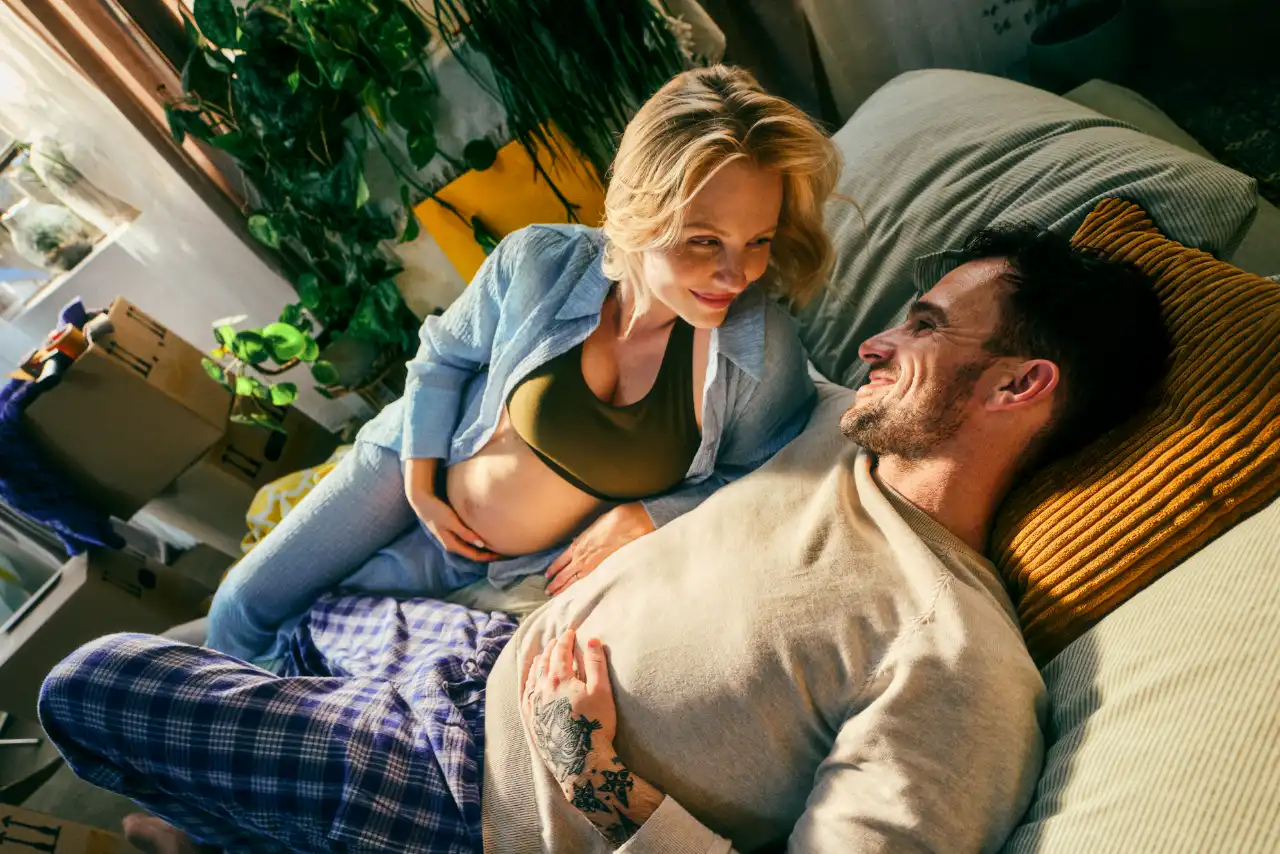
[0,298,123,554]
[357,224,817,528]
[40,596,517,854]
[0,382,124,554]
[207,442,556,663]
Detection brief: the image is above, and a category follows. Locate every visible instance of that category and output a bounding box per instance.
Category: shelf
[1,222,132,324]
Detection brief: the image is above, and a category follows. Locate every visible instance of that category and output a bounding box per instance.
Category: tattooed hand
[522,628,616,781]
[520,629,664,847]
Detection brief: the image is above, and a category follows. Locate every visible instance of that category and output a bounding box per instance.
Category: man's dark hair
[959,223,1172,463]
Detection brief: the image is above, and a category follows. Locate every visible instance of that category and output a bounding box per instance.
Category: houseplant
[171,0,462,424]
[173,0,688,428]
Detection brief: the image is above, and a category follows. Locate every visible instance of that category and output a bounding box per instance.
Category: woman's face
[640,160,784,329]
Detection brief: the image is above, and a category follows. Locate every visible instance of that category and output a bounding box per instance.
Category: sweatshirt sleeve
[616,797,736,854]
[615,639,1042,854]
[784,643,1045,853]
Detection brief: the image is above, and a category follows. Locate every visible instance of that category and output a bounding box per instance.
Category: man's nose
[858,331,894,365]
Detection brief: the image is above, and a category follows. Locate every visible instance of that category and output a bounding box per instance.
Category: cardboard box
[144,406,340,556]
[22,298,232,520]
[0,548,210,724]
[0,804,141,853]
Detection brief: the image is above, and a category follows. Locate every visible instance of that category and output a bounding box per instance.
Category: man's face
[840,258,1010,459]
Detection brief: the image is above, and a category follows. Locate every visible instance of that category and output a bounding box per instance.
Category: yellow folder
[414,128,606,281]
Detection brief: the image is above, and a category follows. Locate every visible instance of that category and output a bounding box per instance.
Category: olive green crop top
[507,319,701,502]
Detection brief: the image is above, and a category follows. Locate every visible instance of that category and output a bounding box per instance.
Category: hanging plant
[431,0,687,185]
[171,0,466,418]
[171,0,689,426]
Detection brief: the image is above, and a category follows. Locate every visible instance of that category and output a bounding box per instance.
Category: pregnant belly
[444,411,606,557]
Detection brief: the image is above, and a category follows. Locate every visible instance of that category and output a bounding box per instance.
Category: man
[39,225,1170,854]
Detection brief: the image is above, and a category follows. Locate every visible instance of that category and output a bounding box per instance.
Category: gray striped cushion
[801,69,1259,386]
[999,495,1280,854]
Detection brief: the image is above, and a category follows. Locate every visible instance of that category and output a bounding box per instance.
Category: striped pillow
[802,69,1258,389]
[999,495,1280,854]
[990,198,1280,665]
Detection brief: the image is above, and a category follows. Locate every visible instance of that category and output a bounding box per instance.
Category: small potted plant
[1026,0,1132,91]
[201,307,340,433]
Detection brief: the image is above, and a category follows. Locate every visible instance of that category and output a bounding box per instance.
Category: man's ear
[987,359,1059,411]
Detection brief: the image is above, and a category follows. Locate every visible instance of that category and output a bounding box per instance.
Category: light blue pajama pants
[206,441,560,664]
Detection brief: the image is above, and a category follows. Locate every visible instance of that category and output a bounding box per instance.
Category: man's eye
[913,319,935,333]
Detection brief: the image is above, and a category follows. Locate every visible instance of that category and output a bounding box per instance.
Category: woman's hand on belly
[404,458,501,562]
[545,503,657,595]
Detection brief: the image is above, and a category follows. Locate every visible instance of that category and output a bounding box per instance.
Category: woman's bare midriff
[444,409,607,557]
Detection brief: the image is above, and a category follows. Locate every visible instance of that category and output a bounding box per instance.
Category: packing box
[22,298,231,520]
[0,804,140,853]
[0,548,210,724]
[145,405,340,556]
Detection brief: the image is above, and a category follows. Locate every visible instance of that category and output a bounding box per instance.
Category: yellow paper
[414,128,605,282]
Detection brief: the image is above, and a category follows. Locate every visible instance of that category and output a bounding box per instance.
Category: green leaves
[201,357,226,384]
[164,103,210,145]
[399,185,421,243]
[269,382,299,406]
[214,324,237,347]
[391,87,433,133]
[360,81,387,128]
[182,0,441,407]
[231,411,288,434]
[330,58,355,90]
[297,273,322,310]
[247,214,280,248]
[279,302,314,337]
[472,215,501,255]
[400,210,420,243]
[311,360,341,385]
[207,306,318,424]
[235,375,267,399]
[406,125,437,169]
[301,337,320,362]
[193,0,238,48]
[355,173,370,209]
[262,322,307,362]
[231,330,270,365]
[209,131,256,159]
[464,138,498,171]
[181,49,231,111]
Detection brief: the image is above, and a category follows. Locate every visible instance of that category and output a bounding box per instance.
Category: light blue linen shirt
[357,224,815,528]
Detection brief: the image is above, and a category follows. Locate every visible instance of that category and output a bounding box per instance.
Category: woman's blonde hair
[601,65,840,307]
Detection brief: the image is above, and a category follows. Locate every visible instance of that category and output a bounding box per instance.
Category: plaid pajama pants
[38,594,518,854]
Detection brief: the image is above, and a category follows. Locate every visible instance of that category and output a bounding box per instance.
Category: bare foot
[121,813,201,854]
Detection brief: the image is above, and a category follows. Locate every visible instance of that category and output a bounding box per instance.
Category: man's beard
[840,360,990,460]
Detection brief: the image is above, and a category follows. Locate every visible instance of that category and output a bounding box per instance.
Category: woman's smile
[691,289,738,310]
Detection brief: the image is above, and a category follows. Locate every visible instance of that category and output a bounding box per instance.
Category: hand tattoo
[598,768,634,808]
[570,780,609,814]
[603,807,642,845]
[532,697,603,781]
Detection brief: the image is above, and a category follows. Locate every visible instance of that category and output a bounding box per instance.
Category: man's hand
[521,629,663,846]
[546,503,656,595]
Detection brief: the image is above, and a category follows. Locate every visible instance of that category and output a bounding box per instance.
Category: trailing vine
[170,0,688,427]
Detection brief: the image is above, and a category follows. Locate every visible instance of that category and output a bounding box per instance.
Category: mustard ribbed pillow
[991,198,1280,665]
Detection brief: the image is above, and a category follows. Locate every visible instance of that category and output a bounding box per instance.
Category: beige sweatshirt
[481,388,1046,853]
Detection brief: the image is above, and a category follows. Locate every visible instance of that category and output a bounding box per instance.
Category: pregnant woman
[207,64,840,664]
